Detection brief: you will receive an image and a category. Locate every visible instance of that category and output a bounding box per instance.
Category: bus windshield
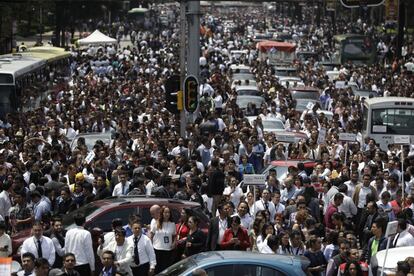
[0,86,15,118]
[372,108,414,135]
[343,38,373,58]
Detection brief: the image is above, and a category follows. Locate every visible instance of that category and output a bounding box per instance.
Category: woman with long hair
[343,260,364,276]
[221,216,250,251]
[149,206,177,273]
[256,222,275,254]
[249,217,264,252]
[175,209,191,262]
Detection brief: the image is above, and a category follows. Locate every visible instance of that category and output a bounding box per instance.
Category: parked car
[353,89,379,99]
[159,251,310,276]
[70,132,112,151]
[236,95,266,111]
[247,117,285,132]
[235,85,261,96]
[12,196,209,259]
[261,159,317,183]
[289,86,320,101]
[371,246,414,276]
[294,98,322,114]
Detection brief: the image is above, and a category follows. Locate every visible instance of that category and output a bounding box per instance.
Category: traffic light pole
[179,0,200,138]
[179,0,186,138]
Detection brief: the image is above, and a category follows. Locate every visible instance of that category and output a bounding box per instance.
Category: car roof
[235,85,259,91]
[290,86,320,92]
[270,159,316,167]
[190,251,298,266]
[90,196,201,207]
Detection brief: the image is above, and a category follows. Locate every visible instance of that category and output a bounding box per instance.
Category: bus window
[372,108,413,135]
[362,107,368,130]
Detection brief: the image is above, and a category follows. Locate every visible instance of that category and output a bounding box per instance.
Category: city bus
[362,97,414,150]
[333,34,377,66]
[0,54,45,118]
[0,46,70,118]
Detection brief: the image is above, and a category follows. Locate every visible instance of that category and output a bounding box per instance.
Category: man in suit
[97,227,133,276]
[206,202,230,251]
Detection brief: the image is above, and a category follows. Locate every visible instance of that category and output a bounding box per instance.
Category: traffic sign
[340,0,385,8]
[243,174,266,186]
[184,75,199,113]
[339,133,357,142]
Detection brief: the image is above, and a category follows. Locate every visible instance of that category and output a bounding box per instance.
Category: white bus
[362,97,414,150]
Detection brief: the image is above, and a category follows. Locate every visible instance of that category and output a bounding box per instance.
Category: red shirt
[221,227,250,251]
[324,203,338,230]
[176,223,190,247]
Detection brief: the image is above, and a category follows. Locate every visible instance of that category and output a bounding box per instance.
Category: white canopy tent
[77,30,117,45]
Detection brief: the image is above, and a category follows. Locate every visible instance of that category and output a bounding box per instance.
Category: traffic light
[165,75,181,114]
[184,75,199,113]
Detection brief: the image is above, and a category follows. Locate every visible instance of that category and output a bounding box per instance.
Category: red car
[12,196,209,259]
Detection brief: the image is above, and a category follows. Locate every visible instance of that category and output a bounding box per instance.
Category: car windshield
[158,258,197,276]
[237,89,259,96]
[262,120,284,130]
[291,91,319,100]
[236,97,265,109]
[62,202,102,228]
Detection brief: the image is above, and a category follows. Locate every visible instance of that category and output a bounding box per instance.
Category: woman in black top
[183,216,206,258]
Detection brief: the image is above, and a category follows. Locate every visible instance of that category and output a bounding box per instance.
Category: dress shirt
[393,230,414,247]
[0,233,12,257]
[33,197,51,221]
[21,236,55,266]
[232,213,253,230]
[280,187,298,204]
[65,226,95,271]
[253,199,276,222]
[112,181,131,196]
[0,190,11,219]
[16,270,35,276]
[338,193,358,219]
[97,240,133,276]
[127,234,156,270]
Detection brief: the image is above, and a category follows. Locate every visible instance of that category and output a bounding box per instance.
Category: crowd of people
[2,3,414,276]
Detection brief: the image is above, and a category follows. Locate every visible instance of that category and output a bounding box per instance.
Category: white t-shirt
[151,221,176,251]
[223,186,243,208]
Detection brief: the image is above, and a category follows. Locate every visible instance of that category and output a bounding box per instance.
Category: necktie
[134,236,140,265]
[37,239,43,258]
[264,201,269,210]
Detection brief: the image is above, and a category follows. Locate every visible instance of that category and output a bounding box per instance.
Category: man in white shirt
[0,181,12,222]
[393,218,414,248]
[170,137,188,157]
[344,171,360,198]
[21,222,55,266]
[337,184,357,220]
[65,213,95,276]
[127,220,156,275]
[98,227,133,276]
[112,173,131,196]
[253,189,276,222]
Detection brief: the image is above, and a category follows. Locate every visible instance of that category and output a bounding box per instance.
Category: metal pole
[186,0,200,121]
[380,238,392,276]
[39,6,43,44]
[187,1,200,78]
[344,142,348,166]
[179,0,186,138]
[401,145,404,200]
[396,0,405,58]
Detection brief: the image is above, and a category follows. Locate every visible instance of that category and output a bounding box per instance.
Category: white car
[231,79,257,89]
[235,85,260,96]
[278,77,305,88]
[247,117,285,132]
[230,64,252,74]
